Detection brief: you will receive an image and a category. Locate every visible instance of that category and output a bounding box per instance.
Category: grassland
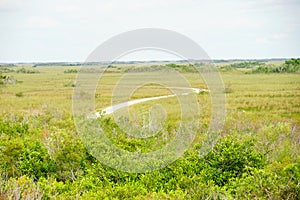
[0,62,299,199]
[1,65,299,123]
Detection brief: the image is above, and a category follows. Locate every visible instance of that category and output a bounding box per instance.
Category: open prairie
[0,62,300,199]
[1,65,299,123]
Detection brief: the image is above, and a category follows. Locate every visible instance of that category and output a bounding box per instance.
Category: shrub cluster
[251,58,300,73]
[64,69,78,73]
[0,114,299,199]
[16,68,40,74]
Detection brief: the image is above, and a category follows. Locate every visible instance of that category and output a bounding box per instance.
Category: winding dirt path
[91,87,207,118]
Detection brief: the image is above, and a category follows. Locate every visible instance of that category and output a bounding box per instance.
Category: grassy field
[0,62,299,199]
[1,65,299,123]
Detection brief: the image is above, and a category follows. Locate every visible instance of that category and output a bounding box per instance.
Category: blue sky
[0,0,299,62]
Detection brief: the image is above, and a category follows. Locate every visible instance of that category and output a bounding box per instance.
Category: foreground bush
[0,115,299,199]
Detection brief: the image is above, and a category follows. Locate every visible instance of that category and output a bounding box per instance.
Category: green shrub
[255,122,299,163]
[64,69,78,73]
[0,138,24,178]
[42,128,90,182]
[228,160,300,199]
[250,58,300,73]
[280,159,300,199]
[0,113,298,199]
[0,175,43,199]
[202,136,266,186]
[186,179,231,200]
[15,92,23,97]
[16,67,39,74]
[0,118,29,136]
[19,141,56,180]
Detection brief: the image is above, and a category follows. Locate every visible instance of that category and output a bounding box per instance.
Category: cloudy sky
[0,0,299,62]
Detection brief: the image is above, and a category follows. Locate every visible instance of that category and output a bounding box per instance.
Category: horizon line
[0,57,297,64]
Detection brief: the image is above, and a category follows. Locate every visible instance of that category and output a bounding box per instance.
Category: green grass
[1,65,298,124]
[0,63,299,199]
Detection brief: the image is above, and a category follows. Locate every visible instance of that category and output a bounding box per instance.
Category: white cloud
[256,33,288,44]
[94,0,182,11]
[54,0,185,15]
[0,0,23,10]
[26,16,59,29]
[56,4,81,13]
[222,17,262,29]
[272,33,287,39]
[256,37,270,44]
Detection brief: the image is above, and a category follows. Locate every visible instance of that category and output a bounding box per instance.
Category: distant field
[1,64,299,124]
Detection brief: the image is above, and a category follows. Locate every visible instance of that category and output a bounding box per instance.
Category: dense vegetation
[0,115,299,199]
[217,58,300,73]
[64,69,78,74]
[251,58,300,73]
[0,67,39,74]
[120,63,197,73]
[0,60,299,199]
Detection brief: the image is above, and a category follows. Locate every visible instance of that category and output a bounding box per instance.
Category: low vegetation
[15,68,40,74]
[0,74,17,85]
[217,58,300,74]
[0,59,299,199]
[251,58,300,73]
[64,69,78,73]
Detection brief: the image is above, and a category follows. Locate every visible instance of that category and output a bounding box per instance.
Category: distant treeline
[32,63,82,67]
[218,62,263,72]
[218,58,300,73]
[120,63,197,73]
[0,64,16,68]
[251,58,300,73]
[0,67,39,74]
[32,62,105,67]
[2,58,299,74]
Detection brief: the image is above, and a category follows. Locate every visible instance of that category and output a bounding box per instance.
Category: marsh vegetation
[0,60,299,199]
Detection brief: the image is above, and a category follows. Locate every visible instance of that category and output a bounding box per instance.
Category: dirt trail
[90,87,207,118]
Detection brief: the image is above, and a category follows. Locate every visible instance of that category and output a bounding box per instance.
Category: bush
[0,175,43,199]
[64,81,78,87]
[41,128,90,182]
[0,137,24,178]
[16,68,39,74]
[230,61,263,69]
[0,114,298,198]
[0,67,14,73]
[0,74,17,85]
[228,159,300,199]
[19,141,56,180]
[201,136,266,186]
[15,92,23,97]
[283,58,300,72]
[250,58,300,73]
[0,117,29,136]
[64,69,78,73]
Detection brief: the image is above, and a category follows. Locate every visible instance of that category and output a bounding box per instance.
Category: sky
[0,0,299,62]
